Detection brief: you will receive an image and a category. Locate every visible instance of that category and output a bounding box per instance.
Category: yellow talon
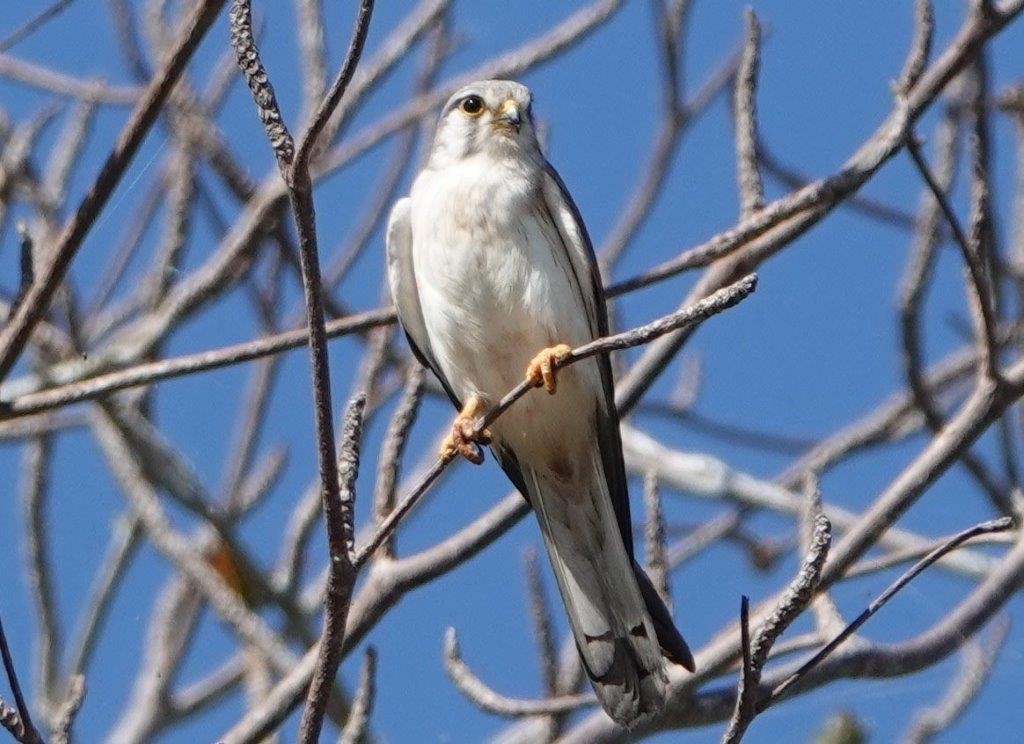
[526,343,572,394]
[439,395,491,464]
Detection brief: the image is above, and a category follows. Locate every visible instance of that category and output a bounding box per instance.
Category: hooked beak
[495,99,521,132]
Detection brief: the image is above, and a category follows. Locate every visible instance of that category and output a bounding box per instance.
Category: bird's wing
[538,166,695,674]
[538,164,634,555]
[385,197,462,409]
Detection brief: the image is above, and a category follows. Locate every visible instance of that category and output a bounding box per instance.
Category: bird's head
[429,80,539,166]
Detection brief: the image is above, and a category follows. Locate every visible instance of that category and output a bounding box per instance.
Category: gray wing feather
[385,197,462,408]
[539,165,634,554]
[539,166,695,673]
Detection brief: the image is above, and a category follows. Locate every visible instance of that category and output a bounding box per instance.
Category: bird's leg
[440,395,492,465]
[526,343,572,394]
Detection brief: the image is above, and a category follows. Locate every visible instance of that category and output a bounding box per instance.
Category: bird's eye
[460,95,484,116]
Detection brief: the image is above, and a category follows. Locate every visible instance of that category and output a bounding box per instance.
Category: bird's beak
[496,99,521,132]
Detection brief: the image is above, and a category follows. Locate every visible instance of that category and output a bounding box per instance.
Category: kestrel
[386,79,694,726]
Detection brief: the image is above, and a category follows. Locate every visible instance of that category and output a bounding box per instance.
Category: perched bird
[386,79,695,726]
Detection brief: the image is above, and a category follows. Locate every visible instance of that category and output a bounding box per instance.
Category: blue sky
[2,1,1024,742]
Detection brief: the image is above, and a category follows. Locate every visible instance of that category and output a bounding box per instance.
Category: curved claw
[526,343,572,394]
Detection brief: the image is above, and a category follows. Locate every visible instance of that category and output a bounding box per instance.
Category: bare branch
[10,222,35,318]
[65,516,141,680]
[722,512,832,743]
[292,0,374,175]
[294,0,327,120]
[228,0,294,171]
[905,132,1001,383]
[0,0,227,383]
[299,396,365,743]
[372,365,424,560]
[0,307,395,418]
[522,547,558,696]
[19,434,59,721]
[895,0,935,97]
[643,472,672,608]
[0,54,139,103]
[768,517,1014,707]
[901,617,1009,744]
[50,674,85,744]
[0,614,43,744]
[339,647,377,744]
[0,0,75,55]
[733,7,764,218]
[443,628,595,717]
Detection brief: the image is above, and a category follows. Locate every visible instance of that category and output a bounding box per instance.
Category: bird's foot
[439,395,492,465]
[526,343,572,394]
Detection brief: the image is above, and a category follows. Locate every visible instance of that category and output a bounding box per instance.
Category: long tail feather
[523,458,669,726]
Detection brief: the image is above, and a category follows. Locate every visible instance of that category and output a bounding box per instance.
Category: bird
[386,79,695,726]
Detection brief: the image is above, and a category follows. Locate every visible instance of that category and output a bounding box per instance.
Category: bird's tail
[523,454,694,727]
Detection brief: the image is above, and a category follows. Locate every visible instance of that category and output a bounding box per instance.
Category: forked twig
[766,516,1015,708]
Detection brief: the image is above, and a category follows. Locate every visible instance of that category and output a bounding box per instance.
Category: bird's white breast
[408,154,601,455]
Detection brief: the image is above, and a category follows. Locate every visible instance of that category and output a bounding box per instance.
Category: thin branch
[895,105,1013,512]
[292,0,374,175]
[723,596,753,744]
[638,400,814,454]
[443,628,595,717]
[643,472,672,608]
[50,674,85,744]
[900,616,1009,744]
[65,515,141,680]
[371,365,424,561]
[294,0,327,121]
[11,222,35,318]
[339,647,377,744]
[0,54,139,103]
[228,0,294,171]
[905,132,1001,382]
[597,0,696,271]
[353,274,757,568]
[894,0,935,97]
[220,353,281,508]
[0,614,42,744]
[298,396,365,743]
[43,97,98,209]
[767,516,1015,707]
[964,56,1000,382]
[170,656,245,720]
[522,547,558,696]
[0,307,395,418]
[19,434,59,721]
[733,8,763,218]
[757,135,935,233]
[842,530,1014,582]
[0,0,76,54]
[0,0,227,383]
[722,512,832,743]
[107,0,150,81]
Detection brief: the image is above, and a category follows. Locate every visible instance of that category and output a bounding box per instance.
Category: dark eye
[460,95,484,115]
